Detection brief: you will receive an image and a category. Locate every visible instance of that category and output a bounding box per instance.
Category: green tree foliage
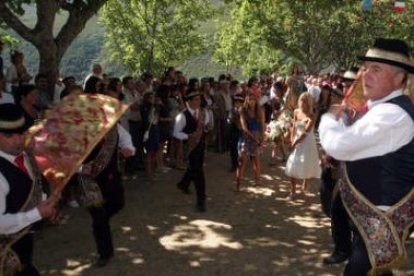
[213,1,282,76]
[101,0,217,76]
[214,0,414,75]
[0,0,108,94]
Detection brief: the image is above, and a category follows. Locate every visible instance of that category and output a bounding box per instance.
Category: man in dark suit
[174,91,211,212]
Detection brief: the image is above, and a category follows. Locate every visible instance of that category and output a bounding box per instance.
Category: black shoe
[95,255,112,267]
[177,183,191,194]
[195,205,206,212]
[323,251,349,265]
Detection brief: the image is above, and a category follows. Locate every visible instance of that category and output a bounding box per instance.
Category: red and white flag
[394,1,406,12]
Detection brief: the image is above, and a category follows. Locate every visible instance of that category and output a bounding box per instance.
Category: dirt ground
[34,147,414,276]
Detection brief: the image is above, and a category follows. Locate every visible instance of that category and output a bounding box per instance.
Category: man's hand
[37,197,58,220]
[188,132,196,140]
[204,122,212,132]
[120,148,134,158]
[81,164,92,176]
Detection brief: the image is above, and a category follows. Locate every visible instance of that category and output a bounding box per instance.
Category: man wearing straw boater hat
[319,38,414,275]
[174,90,211,212]
[0,103,57,275]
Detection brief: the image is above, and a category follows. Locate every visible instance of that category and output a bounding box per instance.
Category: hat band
[0,117,25,130]
[365,48,413,67]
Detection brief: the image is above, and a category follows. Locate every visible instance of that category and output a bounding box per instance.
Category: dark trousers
[229,126,240,170]
[331,194,352,255]
[126,120,143,170]
[320,166,352,255]
[12,234,40,276]
[344,231,393,276]
[216,118,230,153]
[319,167,335,217]
[88,181,124,258]
[179,143,206,207]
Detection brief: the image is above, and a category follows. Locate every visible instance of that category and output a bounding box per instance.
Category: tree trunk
[0,0,108,101]
[37,42,59,101]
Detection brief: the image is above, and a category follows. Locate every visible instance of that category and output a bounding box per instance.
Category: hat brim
[0,124,29,134]
[233,98,244,102]
[342,77,356,82]
[184,92,201,101]
[357,56,414,73]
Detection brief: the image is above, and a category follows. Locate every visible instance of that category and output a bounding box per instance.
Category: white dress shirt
[0,91,15,104]
[173,107,210,140]
[319,90,414,161]
[117,124,136,154]
[0,150,42,234]
[5,64,18,91]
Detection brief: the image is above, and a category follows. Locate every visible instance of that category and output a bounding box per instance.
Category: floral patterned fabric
[265,113,291,144]
[339,165,414,275]
[25,94,128,194]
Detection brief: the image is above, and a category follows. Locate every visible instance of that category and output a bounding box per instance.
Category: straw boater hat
[358,38,414,73]
[0,103,28,134]
[232,94,245,102]
[343,66,359,81]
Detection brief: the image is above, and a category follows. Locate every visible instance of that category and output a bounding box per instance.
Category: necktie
[194,110,199,124]
[15,154,29,175]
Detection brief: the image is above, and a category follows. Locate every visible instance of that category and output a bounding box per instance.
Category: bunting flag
[343,70,366,112]
[26,93,129,195]
[363,0,373,10]
[393,1,406,12]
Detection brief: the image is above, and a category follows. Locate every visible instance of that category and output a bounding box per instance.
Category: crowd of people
[0,37,413,275]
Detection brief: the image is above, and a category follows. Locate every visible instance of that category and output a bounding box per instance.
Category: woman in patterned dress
[236,90,265,191]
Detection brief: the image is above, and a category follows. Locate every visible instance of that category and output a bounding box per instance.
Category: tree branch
[33,0,59,37]
[0,1,35,42]
[55,0,108,60]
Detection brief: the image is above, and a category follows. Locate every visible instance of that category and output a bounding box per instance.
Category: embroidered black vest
[346,95,414,206]
[183,109,198,135]
[0,156,32,213]
[95,134,120,190]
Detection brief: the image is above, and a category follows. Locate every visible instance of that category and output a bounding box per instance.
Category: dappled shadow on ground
[34,149,413,276]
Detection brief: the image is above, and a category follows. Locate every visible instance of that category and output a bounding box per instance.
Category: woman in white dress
[285,92,321,200]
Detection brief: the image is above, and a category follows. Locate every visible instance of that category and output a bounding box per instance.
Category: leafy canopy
[214,0,414,75]
[101,0,217,76]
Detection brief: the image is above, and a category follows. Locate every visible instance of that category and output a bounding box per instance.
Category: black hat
[331,84,344,98]
[358,38,414,73]
[184,91,201,101]
[62,76,76,83]
[343,66,359,81]
[0,104,28,134]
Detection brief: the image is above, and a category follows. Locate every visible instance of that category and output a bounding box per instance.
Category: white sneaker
[68,200,80,208]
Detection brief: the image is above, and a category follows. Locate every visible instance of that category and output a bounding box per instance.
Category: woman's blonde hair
[297,92,313,115]
[242,93,263,121]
